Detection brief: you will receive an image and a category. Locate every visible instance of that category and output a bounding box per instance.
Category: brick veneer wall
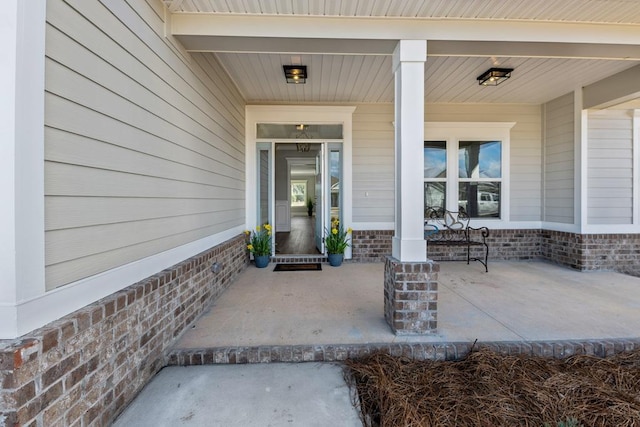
[486,229,543,260]
[384,257,439,335]
[353,229,543,263]
[353,228,640,273]
[0,235,248,427]
[541,230,584,269]
[542,230,640,272]
[351,230,393,262]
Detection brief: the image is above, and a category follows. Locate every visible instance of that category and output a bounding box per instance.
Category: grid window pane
[458,141,501,179]
[458,182,501,218]
[425,182,446,211]
[424,141,447,179]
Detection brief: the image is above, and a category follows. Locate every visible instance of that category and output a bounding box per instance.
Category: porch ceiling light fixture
[283,65,307,84]
[477,67,513,86]
[296,143,311,152]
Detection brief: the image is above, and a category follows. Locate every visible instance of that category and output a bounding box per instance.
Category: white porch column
[391,40,427,262]
[0,0,46,338]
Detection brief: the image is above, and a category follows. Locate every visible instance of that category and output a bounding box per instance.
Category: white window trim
[424,122,515,226]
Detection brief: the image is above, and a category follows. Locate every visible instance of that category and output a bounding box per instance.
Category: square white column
[0,0,46,338]
[391,40,427,262]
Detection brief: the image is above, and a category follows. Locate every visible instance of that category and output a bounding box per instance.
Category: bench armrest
[467,226,489,242]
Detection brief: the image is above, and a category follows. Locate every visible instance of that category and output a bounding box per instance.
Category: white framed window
[424,123,514,220]
[291,180,307,207]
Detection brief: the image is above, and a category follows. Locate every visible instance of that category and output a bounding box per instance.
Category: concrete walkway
[112,260,640,426]
[112,363,361,427]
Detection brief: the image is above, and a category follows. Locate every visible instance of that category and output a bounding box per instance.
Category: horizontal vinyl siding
[352,104,395,222]
[44,0,245,289]
[351,103,543,223]
[543,93,575,224]
[587,110,634,225]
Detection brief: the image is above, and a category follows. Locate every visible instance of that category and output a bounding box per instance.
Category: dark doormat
[273,263,322,272]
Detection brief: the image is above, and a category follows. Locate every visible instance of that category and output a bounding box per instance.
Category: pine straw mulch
[343,347,640,427]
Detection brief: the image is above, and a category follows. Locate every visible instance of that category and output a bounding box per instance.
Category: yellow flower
[332,228,338,235]
[347,227,353,234]
[247,244,254,251]
[244,230,250,236]
[264,224,272,231]
[256,225,261,232]
[267,231,272,236]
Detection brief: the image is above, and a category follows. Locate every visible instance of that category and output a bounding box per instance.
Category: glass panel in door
[314,146,324,253]
[256,143,272,250]
[329,146,342,224]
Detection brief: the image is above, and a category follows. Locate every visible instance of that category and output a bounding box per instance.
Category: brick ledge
[166,338,640,365]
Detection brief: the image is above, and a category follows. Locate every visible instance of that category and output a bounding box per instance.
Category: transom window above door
[256,123,343,139]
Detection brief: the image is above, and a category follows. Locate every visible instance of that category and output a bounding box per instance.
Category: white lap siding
[44,0,245,289]
[587,109,634,225]
[352,104,396,223]
[543,93,575,224]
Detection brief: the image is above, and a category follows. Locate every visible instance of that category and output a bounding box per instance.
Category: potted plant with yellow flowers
[324,218,352,267]
[245,223,272,268]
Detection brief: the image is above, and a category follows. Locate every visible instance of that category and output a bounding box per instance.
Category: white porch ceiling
[213,52,637,104]
[166,0,640,105]
[165,0,640,24]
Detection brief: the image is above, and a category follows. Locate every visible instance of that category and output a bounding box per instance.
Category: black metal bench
[424,207,490,272]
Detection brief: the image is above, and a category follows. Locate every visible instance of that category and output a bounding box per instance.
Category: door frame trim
[245,105,355,259]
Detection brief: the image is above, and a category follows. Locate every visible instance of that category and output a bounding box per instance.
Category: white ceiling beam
[176,35,398,55]
[171,13,640,46]
[177,35,640,60]
[430,41,640,61]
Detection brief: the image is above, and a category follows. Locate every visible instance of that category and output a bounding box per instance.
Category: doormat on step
[273,263,322,272]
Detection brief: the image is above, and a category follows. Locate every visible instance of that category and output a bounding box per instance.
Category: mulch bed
[343,347,640,427]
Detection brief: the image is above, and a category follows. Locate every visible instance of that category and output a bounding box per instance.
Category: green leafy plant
[245,223,272,256]
[306,198,315,216]
[324,219,352,254]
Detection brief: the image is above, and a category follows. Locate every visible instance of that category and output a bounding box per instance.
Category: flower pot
[254,255,270,268]
[327,253,344,267]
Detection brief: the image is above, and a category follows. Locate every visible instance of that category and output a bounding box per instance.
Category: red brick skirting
[0,235,248,427]
[353,229,640,273]
[542,230,640,272]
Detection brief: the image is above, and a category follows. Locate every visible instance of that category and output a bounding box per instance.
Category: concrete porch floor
[175,260,640,349]
[113,261,640,426]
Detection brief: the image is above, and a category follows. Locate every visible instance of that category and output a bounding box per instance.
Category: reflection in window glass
[425,182,446,212]
[424,141,447,179]
[458,182,501,218]
[458,141,501,179]
[424,141,447,214]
